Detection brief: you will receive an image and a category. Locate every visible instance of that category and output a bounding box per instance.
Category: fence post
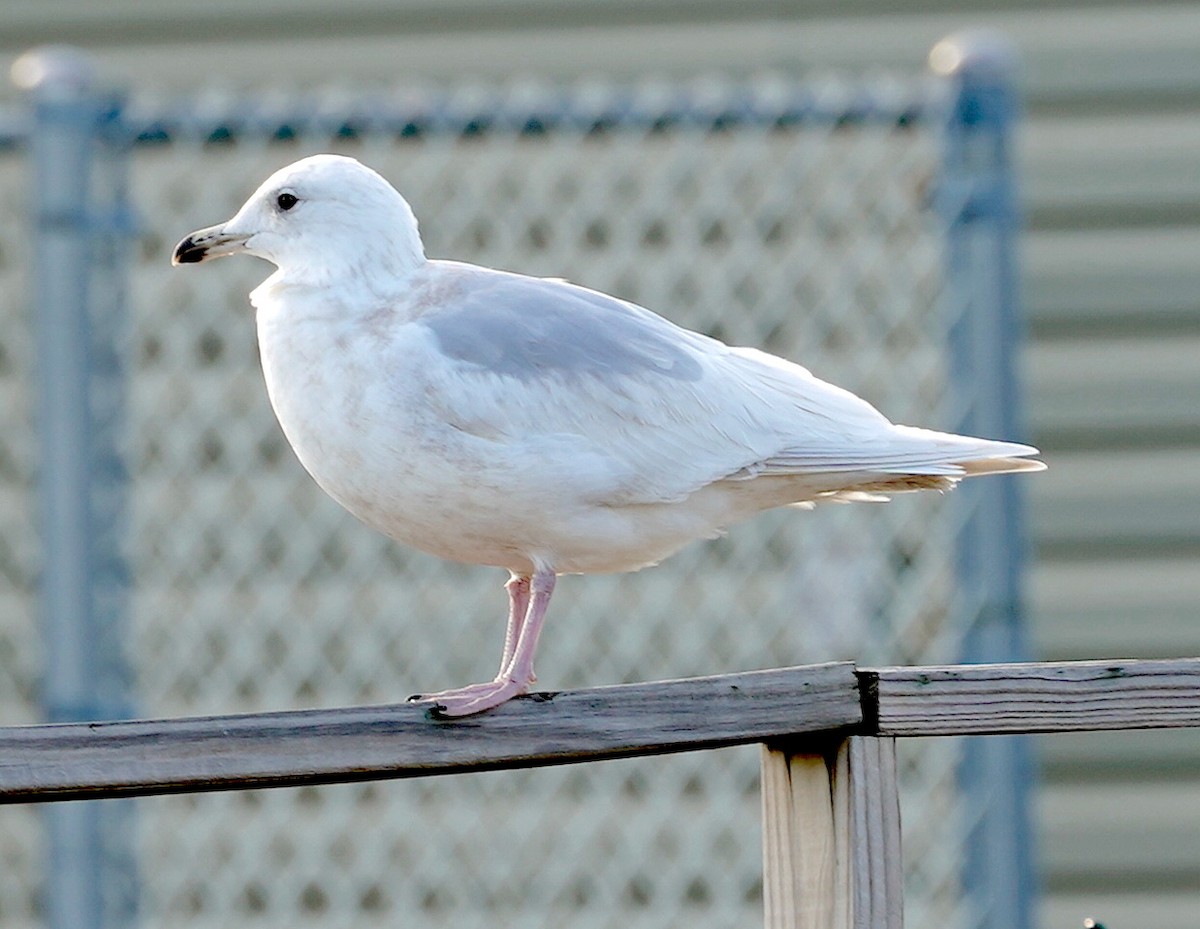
[761,737,903,929]
[930,32,1039,929]
[12,46,138,929]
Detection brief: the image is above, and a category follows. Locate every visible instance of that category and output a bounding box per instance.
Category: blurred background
[0,2,1198,929]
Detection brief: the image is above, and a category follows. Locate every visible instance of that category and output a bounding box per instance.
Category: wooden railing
[5,658,1200,928]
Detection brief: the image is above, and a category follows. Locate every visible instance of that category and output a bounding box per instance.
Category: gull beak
[172,223,251,265]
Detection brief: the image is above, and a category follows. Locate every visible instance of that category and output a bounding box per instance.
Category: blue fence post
[930,32,1040,929]
[12,46,138,929]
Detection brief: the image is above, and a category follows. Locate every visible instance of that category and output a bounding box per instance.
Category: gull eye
[275,192,299,212]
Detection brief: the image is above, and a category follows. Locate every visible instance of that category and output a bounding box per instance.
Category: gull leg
[407,574,531,702]
[409,569,555,717]
[497,569,553,691]
[498,574,531,679]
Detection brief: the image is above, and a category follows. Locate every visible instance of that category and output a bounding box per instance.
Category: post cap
[11,45,97,98]
[929,31,1019,80]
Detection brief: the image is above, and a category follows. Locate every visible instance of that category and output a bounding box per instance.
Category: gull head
[172,154,426,285]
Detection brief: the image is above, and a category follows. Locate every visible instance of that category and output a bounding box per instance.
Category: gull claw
[413,679,531,718]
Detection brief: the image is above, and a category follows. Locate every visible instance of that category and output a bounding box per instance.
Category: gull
[173,154,1044,717]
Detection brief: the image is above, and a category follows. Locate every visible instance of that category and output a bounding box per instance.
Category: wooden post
[841,737,904,928]
[761,736,903,929]
[761,744,838,929]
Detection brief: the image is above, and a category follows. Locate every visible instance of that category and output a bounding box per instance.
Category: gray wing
[420,264,705,384]
[414,262,1034,505]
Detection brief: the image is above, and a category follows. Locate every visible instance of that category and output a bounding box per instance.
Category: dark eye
[276,192,299,212]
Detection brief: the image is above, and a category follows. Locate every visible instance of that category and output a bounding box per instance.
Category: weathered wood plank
[0,662,861,804]
[865,658,1200,737]
[7,657,1200,805]
[761,737,904,929]
[843,737,904,929]
[761,744,839,929]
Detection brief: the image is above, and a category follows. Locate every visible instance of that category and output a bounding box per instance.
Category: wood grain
[760,744,839,929]
[761,737,904,929]
[792,752,838,929]
[8,657,1200,804]
[0,662,861,803]
[842,737,903,929]
[864,658,1200,736]
[760,745,805,929]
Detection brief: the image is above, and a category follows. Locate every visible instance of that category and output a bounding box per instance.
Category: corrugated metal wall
[3,3,1197,926]
[1016,8,1200,925]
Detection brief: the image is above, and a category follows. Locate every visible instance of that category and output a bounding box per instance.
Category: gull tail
[879,427,1046,478]
[757,427,1045,480]
[760,427,1045,507]
[955,454,1047,477]
[822,430,1044,500]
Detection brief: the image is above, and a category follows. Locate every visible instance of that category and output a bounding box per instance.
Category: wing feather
[415,262,1041,505]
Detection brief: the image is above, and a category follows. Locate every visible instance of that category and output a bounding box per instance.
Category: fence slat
[865,658,1200,735]
[760,744,839,929]
[0,663,861,803]
[8,657,1200,806]
[760,736,904,929]
[843,737,904,929]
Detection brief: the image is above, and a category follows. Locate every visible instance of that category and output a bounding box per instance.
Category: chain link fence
[0,134,44,929]
[1,60,1026,929]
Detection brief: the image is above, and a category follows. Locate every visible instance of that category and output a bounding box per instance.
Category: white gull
[173,153,1044,717]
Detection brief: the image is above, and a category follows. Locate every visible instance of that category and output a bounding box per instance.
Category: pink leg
[408,574,531,702]
[410,569,556,718]
[498,574,531,678]
[497,569,553,691]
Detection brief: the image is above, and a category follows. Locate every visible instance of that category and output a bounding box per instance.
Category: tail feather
[956,456,1047,477]
[755,429,1045,479]
[801,457,1042,508]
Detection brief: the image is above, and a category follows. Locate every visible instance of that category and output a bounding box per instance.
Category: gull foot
[407,680,511,703]
[409,679,530,718]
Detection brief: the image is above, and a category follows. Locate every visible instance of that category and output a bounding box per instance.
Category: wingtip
[957,455,1047,476]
